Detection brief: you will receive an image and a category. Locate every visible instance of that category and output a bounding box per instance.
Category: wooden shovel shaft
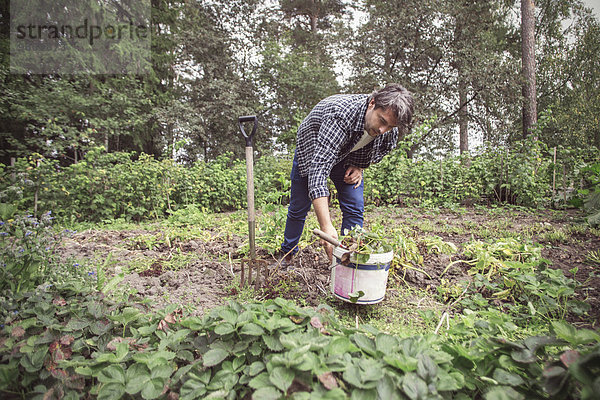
[312,228,341,247]
[245,146,255,259]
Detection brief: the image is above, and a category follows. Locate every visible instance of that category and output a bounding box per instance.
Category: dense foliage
[0,148,291,222]
[365,136,599,211]
[1,134,597,224]
[1,281,599,399]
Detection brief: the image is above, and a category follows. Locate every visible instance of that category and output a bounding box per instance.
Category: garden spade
[238,116,267,288]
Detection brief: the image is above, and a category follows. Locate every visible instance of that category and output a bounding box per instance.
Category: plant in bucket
[314,227,394,304]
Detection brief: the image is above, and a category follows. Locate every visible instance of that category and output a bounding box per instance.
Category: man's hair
[368,83,414,132]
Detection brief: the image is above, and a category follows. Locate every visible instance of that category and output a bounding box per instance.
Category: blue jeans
[281,155,364,254]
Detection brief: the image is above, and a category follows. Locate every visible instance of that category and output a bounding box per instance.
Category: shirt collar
[352,97,369,133]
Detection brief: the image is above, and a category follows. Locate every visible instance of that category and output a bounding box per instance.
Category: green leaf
[113,307,142,326]
[343,365,366,389]
[352,334,376,356]
[279,333,301,349]
[0,363,19,386]
[357,359,383,383]
[66,318,90,331]
[350,388,377,400]
[249,361,265,376]
[551,321,577,344]
[348,290,365,303]
[249,341,263,356]
[180,380,207,400]
[252,386,282,400]
[263,334,284,351]
[138,324,156,336]
[102,272,124,294]
[151,364,173,380]
[203,348,229,367]
[232,340,249,355]
[484,386,525,400]
[401,372,428,400]
[240,323,265,336]
[205,390,230,399]
[327,336,355,356]
[416,354,437,381]
[493,368,525,386]
[97,382,126,400]
[542,366,568,396]
[575,329,600,345]
[141,378,166,400]
[214,323,236,336]
[180,371,209,399]
[376,375,399,399]
[437,370,464,391]
[125,363,151,395]
[269,366,295,392]
[219,309,238,325]
[296,352,320,372]
[249,372,271,389]
[24,347,48,372]
[375,333,398,353]
[524,336,563,352]
[19,317,38,330]
[180,317,205,330]
[98,365,126,384]
[232,356,245,372]
[383,353,418,372]
[511,349,536,364]
[115,341,129,362]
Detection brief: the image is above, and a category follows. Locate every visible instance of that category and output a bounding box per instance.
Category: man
[280,83,414,262]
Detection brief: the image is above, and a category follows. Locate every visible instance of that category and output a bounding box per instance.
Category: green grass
[342,285,444,337]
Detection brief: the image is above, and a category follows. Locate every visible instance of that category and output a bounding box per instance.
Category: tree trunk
[458,77,469,154]
[521,0,537,137]
[310,14,317,33]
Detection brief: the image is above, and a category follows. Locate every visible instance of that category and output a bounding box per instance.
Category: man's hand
[344,166,363,188]
[319,223,338,262]
[312,197,338,262]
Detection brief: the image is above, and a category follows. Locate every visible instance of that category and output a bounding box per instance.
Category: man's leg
[330,161,364,235]
[281,155,312,255]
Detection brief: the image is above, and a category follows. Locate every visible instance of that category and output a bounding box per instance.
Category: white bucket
[330,246,394,304]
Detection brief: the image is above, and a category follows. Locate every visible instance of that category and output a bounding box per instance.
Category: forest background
[1,0,600,221]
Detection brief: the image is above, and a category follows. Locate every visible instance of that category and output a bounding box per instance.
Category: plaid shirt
[296,94,399,200]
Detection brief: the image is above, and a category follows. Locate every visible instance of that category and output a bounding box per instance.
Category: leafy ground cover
[1,204,599,398]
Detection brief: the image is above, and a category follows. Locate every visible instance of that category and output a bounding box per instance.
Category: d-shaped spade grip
[238,115,258,147]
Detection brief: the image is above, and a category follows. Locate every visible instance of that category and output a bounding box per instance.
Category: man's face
[364,99,398,137]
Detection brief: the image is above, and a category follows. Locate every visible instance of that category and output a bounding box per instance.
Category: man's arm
[312,196,337,261]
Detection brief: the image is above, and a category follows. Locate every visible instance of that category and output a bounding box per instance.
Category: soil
[57,207,600,326]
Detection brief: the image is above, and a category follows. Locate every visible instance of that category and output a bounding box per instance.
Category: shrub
[0,211,60,293]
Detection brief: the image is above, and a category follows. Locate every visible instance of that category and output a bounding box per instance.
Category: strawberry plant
[1,282,598,399]
[439,237,590,324]
[339,226,393,265]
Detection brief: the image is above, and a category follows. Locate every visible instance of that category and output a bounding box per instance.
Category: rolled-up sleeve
[307,117,347,200]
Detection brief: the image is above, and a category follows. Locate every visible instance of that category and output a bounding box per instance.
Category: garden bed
[56,206,600,326]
